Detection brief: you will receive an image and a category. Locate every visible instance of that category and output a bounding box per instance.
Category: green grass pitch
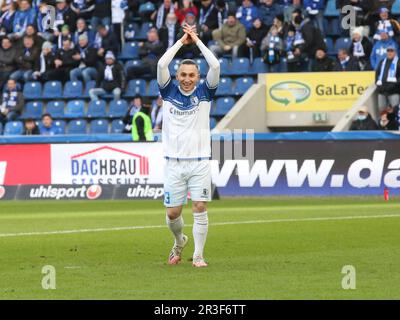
[0,197,400,300]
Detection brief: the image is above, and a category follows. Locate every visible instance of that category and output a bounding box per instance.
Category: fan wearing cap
[349,27,372,71]
[89,51,125,101]
[373,7,400,42]
[32,41,61,82]
[349,106,379,131]
[375,44,400,110]
[157,24,220,267]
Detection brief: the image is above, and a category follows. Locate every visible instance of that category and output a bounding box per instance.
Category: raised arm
[186,27,220,88]
[157,34,191,87]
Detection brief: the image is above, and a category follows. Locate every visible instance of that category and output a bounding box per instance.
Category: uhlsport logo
[0,186,5,199]
[269,81,311,106]
[86,185,102,200]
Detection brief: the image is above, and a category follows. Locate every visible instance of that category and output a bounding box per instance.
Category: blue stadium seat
[146,79,160,97]
[54,120,66,134]
[109,99,128,118]
[392,0,400,16]
[233,77,254,96]
[125,79,146,97]
[210,117,217,130]
[46,101,65,118]
[249,57,268,74]
[124,59,143,74]
[43,81,63,99]
[119,41,140,60]
[90,119,109,134]
[334,37,351,52]
[228,58,250,75]
[23,81,42,99]
[135,22,154,40]
[21,101,43,119]
[83,80,96,98]
[324,37,335,55]
[324,0,340,17]
[169,58,181,76]
[64,81,83,99]
[195,59,208,76]
[68,119,87,134]
[65,100,85,119]
[211,97,235,116]
[111,119,125,133]
[87,100,107,118]
[324,18,341,37]
[215,77,232,96]
[218,58,230,75]
[278,58,288,72]
[3,121,23,135]
[124,24,136,41]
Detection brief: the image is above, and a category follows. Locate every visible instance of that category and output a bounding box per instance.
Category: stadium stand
[0,0,398,136]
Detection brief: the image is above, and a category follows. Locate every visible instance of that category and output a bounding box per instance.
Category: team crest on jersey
[190,95,199,106]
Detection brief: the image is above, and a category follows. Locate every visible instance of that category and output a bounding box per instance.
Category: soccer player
[157,25,220,268]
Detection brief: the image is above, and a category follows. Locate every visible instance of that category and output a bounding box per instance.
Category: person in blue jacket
[259,0,284,30]
[303,0,325,35]
[39,114,62,135]
[236,0,259,31]
[9,0,36,40]
[370,31,399,70]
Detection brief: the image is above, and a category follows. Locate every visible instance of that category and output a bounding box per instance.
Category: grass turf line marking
[1,213,400,238]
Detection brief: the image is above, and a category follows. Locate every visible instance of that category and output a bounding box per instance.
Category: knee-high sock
[166,214,184,246]
[193,212,209,258]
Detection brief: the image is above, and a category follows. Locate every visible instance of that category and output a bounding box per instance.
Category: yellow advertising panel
[266,71,375,112]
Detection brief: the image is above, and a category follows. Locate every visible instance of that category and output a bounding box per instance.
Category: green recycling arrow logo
[269,81,311,106]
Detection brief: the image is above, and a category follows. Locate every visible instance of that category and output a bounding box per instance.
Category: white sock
[166,214,185,246]
[193,211,209,259]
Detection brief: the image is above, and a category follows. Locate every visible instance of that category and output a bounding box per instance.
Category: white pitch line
[0,213,400,238]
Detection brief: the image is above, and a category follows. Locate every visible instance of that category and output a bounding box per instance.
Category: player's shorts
[163,158,211,207]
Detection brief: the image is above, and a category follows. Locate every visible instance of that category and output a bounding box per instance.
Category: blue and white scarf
[2,89,18,109]
[200,4,214,26]
[156,4,174,29]
[353,40,365,57]
[377,56,399,85]
[376,20,394,38]
[104,65,114,81]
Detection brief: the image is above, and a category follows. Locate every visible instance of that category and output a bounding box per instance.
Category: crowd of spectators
[1,0,400,134]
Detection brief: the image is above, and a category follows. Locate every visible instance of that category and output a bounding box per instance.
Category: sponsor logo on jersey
[190,95,199,107]
[169,105,200,116]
